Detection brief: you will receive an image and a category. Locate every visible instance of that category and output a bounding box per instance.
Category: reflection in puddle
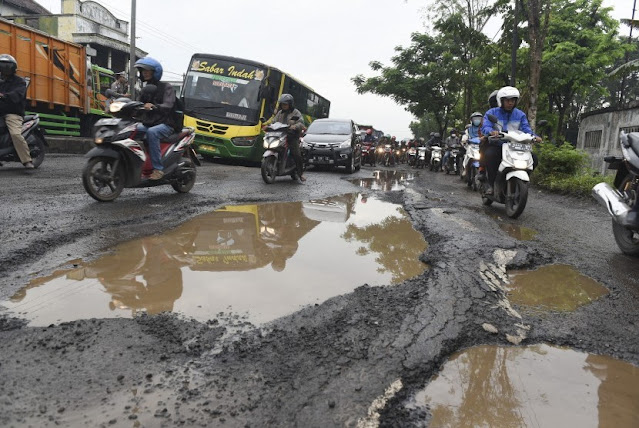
[348,170,417,191]
[408,344,639,428]
[500,223,537,240]
[507,264,608,311]
[3,194,427,326]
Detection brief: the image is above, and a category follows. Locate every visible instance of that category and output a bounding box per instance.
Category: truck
[0,17,115,137]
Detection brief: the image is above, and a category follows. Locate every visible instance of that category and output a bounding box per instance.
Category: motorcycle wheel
[505,177,528,219]
[470,168,478,190]
[261,156,277,184]
[612,220,639,256]
[82,156,124,202]
[171,158,196,193]
[29,136,46,168]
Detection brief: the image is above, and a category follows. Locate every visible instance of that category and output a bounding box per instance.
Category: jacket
[265,108,305,142]
[445,135,461,149]
[481,107,536,139]
[0,74,26,117]
[139,80,177,129]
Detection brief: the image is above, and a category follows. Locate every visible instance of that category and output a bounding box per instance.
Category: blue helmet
[135,57,163,81]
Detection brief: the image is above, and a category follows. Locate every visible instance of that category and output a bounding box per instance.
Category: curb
[45,136,94,154]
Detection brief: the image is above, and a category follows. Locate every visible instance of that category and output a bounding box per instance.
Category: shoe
[477,172,486,182]
[484,184,494,195]
[23,161,34,169]
[299,175,306,182]
[149,169,164,180]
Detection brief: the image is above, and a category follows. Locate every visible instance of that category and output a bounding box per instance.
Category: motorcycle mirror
[291,116,300,121]
[487,114,498,124]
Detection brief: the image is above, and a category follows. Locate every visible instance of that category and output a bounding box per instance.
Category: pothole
[348,170,417,191]
[2,193,428,326]
[507,264,608,312]
[500,223,538,240]
[406,344,639,428]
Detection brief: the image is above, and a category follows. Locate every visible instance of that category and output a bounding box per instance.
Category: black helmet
[278,93,294,108]
[0,54,17,75]
[488,90,499,108]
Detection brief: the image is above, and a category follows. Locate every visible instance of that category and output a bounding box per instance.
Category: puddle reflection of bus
[181,53,330,162]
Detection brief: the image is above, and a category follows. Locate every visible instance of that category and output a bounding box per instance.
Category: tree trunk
[526,0,551,129]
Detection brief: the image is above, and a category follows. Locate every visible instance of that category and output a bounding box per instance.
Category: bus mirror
[260,117,266,123]
[259,86,270,99]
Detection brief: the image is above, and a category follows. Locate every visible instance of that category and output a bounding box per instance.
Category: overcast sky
[43,0,637,138]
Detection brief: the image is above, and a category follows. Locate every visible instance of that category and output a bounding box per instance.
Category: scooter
[592,131,639,256]
[261,119,304,183]
[383,144,394,166]
[479,114,535,219]
[82,89,199,202]
[407,147,416,166]
[415,146,427,169]
[430,145,442,171]
[361,143,376,167]
[443,146,461,175]
[461,136,481,190]
[0,113,47,168]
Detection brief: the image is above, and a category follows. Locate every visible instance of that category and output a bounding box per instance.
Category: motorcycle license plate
[510,142,530,151]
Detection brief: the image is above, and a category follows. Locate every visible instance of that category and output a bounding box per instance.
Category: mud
[1,159,639,427]
[407,344,639,428]
[507,264,609,312]
[348,170,417,191]
[500,223,538,240]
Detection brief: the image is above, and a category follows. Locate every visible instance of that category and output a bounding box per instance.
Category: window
[584,130,602,149]
[620,126,639,134]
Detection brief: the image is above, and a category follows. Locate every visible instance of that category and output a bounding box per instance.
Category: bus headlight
[231,136,257,147]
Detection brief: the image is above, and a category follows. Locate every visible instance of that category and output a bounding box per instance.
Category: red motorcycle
[361,143,376,167]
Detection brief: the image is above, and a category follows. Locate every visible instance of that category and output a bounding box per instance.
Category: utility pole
[510,0,519,86]
[128,0,137,100]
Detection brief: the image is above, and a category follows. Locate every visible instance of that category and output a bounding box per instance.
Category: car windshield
[307,121,350,135]
[182,58,266,125]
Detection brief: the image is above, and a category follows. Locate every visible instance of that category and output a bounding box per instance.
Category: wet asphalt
[1,155,638,427]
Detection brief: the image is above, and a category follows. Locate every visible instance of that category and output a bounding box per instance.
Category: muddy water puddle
[507,264,608,312]
[348,170,417,191]
[407,344,639,427]
[2,193,427,326]
[500,223,538,240]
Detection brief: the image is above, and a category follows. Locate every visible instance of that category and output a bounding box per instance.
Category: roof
[3,0,50,14]
[581,104,639,119]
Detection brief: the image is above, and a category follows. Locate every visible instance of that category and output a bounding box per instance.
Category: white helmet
[497,86,520,108]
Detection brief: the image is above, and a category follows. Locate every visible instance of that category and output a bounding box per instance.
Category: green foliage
[532,142,611,196]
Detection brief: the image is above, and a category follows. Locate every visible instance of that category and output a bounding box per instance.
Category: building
[4,0,145,72]
[576,107,639,174]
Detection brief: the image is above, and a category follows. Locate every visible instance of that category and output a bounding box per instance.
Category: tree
[525,0,552,128]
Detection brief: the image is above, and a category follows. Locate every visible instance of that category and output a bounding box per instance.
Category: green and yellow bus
[181,53,330,162]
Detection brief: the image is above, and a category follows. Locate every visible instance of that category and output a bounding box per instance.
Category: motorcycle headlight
[268,138,282,149]
[340,139,351,149]
[109,101,126,113]
[514,160,529,170]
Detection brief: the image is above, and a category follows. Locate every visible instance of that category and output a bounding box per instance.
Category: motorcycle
[592,131,639,256]
[82,88,199,202]
[0,113,47,168]
[361,143,376,167]
[407,147,417,166]
[461,136,481,190]
[261,118,305,183]
[443,146,461,175]
[479,114,535,219]
[414,146,427,169]
[383,144,395,166]
[429,145,442,171]
[398,147,407,164]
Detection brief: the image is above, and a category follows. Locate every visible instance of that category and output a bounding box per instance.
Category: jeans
[442,150,451,170]
[137,123,174,171]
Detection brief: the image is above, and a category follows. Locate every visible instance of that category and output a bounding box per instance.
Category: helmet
[278,93,294,108]
[391,136,396,140]
[433,132,441,138]
[497,86,520,108]
[429,132,435,137]
[135,57,163,81]
[488,90,499,108]
[385,134,391,138]
[0,54,17,75]
[366,128,373,135]
[450,129,457,135]
[470,111,482,119]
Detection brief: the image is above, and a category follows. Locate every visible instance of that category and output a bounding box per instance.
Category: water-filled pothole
[500,223,537,240]
[348,170,417,191]
[407,344,639,427]
[507,264,608,312]
[3,193,427,326]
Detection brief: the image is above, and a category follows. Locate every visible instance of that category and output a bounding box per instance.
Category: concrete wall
[576,108,639,174]
[0,4,28,16]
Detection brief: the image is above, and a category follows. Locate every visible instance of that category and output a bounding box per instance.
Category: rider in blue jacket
[480,86,542,195]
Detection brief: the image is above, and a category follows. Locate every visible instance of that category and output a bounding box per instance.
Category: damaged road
[1,156,638,427]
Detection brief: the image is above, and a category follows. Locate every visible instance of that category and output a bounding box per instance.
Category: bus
[181,53,330,162]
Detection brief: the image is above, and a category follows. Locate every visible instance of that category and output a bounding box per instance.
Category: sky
[43,0,637,138]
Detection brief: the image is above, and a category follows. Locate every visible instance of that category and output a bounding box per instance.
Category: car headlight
[340,139,351,149]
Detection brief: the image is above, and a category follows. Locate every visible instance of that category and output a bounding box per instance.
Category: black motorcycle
[593,131,639,256]
[0,113,47,168]
[82,88,199,202]
[261,118,305,183]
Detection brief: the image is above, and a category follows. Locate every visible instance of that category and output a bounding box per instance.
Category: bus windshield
[183,57,266,125]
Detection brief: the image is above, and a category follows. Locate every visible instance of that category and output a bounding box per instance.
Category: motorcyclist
[363,128,375,143]
[263,93,306,182]
[480,86,542,195]
[0,54,33,168]
[441,129,461,171]
[134,57,179,180]
[477,90,499,181]
[465,112,482,141]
